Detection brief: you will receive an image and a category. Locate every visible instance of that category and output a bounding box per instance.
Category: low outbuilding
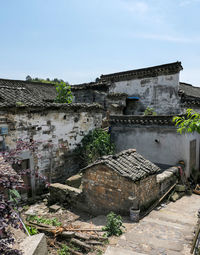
[81,149,161,215]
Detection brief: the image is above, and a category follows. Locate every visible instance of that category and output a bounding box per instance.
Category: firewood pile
[25,220,107,254]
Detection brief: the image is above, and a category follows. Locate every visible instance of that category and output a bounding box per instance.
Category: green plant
[58,244,70,255]
[26,215,61,226]
[144,107,157,116]
[96,249,103,255]
[102,212,125,237]
[54,81,73,104]
[26,225,38,236]
[76,128,115,166]
[9,189,21,205]
[16,101,25,107]
[173,108,200,134]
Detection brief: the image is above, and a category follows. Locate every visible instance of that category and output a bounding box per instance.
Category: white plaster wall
[109,74,181,115]
[3,110,102,185]
[112,126,199,177]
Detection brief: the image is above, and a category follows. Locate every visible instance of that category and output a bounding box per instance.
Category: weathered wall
[0,106,103,193]
[111,118,199,177]
[82,165,159,215]
[73,89,126,115]
[109,74,181,115]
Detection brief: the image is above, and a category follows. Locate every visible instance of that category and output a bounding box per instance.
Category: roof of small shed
[82,149,161,181]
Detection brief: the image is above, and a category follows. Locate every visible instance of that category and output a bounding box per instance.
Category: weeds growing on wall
[76,128,115,166]
[144,107,157,116]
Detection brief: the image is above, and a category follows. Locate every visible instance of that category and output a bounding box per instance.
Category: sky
[0,0,200,85]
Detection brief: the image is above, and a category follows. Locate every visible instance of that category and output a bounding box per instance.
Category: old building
[72,62,200,115]
[110,115,199,177]
[0,79,103,195]
[82,149,161,215]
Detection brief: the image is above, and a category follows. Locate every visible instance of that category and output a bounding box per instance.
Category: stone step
[104,246,148,255]
[142,216,191,232]
[149,209,195,227]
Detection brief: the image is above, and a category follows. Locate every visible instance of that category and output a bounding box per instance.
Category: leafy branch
[173,109,200,134]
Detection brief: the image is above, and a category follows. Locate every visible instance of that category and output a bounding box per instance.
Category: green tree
[26,75,32,81]
[77,128,115,166]
[173,108,200,134]
[54,81,73,104]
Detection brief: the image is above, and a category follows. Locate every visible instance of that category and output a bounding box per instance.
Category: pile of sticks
[26,220,107,254]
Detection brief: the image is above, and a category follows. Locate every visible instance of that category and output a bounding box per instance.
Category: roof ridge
[0,78,56,86]
[100,61,183,82]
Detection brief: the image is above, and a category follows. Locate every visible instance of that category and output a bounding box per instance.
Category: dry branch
[71,238,91,251]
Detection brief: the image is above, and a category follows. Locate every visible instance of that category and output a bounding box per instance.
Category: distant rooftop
[0,78,102,111]
[100,62,183,82]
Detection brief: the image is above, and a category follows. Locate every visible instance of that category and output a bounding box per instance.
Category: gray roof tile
[0,79,103,111]
[82,149,160,181]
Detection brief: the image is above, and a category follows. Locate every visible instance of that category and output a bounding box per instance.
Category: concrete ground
[105,194,200,255]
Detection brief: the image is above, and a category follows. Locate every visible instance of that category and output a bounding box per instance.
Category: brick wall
[82,164,160,215]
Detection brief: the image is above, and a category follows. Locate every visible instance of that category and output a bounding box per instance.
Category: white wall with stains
[1,107,103,193]
[109,73,181,115]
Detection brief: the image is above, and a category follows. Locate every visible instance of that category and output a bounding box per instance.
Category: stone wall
[82,165,160,215]
[0,105,103,193]
[73,88,126,115]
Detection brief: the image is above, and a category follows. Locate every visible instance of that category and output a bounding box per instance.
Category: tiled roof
[71,81,109,91]
[100,62,183,82]
[107,93,128,98]
[110,115,174,126]
[82,149,160,181]
[0,78,56,107]
[0,156,23,188]
[179,82,200,98]
[0,79,103,111]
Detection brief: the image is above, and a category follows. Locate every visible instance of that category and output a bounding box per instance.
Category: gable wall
[109,73,181,115]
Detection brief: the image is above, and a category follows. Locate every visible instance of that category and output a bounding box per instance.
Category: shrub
[54,82,73,104]
[77,128,115,166]
[102,212,125,237]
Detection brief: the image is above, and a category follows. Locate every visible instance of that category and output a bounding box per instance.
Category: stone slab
[20,233,48,255]
[49,204,61,212]
[104,246,147,255]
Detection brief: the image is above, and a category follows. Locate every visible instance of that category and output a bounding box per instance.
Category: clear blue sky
[0,0,200,85]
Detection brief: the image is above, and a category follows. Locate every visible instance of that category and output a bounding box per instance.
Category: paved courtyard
[105,194,200,255]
